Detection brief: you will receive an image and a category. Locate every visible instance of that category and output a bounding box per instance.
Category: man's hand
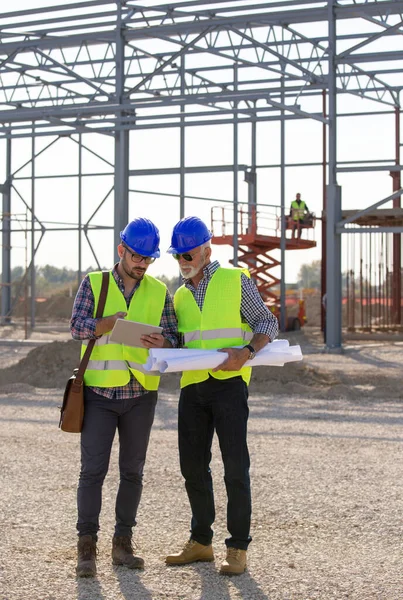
[212,347,250,372]
[95,311,127,336]
[140,333,170,349]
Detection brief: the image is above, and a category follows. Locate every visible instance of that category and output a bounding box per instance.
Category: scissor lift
[211,205,317,321]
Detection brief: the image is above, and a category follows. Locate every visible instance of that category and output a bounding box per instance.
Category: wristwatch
[243,344,256,360]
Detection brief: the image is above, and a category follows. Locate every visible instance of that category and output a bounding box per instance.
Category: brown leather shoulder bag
[59,271,109,433]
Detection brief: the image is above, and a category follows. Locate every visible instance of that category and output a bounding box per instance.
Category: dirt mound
[252,362,335,388]
[0,340,333,392]
[3,339,401,398]
[13,294,74,321]
[0,340,81,389]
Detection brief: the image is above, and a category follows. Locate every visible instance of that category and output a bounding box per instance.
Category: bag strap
[75,271,110,384]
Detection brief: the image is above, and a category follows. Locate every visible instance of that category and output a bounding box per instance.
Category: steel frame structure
[0,0,402,348]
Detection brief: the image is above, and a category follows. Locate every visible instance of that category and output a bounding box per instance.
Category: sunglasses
[173,252,195,262]
[122,244,155,264]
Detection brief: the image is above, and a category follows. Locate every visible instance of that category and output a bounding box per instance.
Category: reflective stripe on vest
[183,328,253,345]
[81,271,166,390]
[174,267,252,388]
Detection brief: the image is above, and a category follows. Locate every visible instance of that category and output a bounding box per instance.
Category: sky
[0,1,401,284]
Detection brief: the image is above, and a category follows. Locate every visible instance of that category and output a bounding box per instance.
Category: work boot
[165,539,214,565]
[112,535,144,569]
[219,547,247,575]
[76,535,97,578]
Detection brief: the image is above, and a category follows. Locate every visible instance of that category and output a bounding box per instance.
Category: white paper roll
[144,339,302,374]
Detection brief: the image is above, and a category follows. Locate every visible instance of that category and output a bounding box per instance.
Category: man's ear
[117,243,125,259]
[205,246,212,261]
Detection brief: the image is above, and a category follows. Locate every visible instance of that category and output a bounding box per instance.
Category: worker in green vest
[70,217,179,578]
[165,216,278,575]
[289,192,310,238]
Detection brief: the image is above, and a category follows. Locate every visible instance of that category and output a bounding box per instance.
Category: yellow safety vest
[174,267,253,388]
[291,200,306,220]
[81,271,166,390]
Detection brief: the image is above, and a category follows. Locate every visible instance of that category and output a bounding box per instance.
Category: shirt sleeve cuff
[164,334,179,348]
[253,324,278,341]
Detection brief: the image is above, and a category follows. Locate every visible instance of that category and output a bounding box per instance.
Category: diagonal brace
[338,188,403,227]
[124,28,214,97]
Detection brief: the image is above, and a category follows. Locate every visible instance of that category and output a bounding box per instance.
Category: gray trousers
[77,387,157,540]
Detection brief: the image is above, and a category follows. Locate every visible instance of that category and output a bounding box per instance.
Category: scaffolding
[0,0,402,347]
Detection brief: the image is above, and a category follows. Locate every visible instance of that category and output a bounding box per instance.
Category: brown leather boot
[112,536,144,569]
[219,547,247,575]
[165,540,214,565]
[76,535,97,578]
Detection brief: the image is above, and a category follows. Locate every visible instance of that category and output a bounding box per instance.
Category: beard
[179,261,203,280]
[122,260,146,281]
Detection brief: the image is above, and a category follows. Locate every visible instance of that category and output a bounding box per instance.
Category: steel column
[233,65,239,267]
[326,0,342,349]
[280,74,286,332]
[391,105,401,325]
[30,126,36,329]
[78,133,83,285]
[114,2,129,258]
[1,138,12,323]
[180,56,185,219]
[321,90,327,335]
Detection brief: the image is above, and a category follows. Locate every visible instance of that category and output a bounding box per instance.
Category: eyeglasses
[172,252,195,262]
[122,244,155,264]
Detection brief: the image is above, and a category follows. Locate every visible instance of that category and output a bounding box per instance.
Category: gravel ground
[0,332,402,600]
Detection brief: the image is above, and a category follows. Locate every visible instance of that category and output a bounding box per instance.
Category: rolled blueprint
[144,339,302,374]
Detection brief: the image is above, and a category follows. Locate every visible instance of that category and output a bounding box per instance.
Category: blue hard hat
[167,216,213,254]
[120,218,160,258]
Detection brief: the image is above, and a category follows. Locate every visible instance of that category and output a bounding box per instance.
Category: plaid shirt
[70,265,179,399]
[182,260,278,341]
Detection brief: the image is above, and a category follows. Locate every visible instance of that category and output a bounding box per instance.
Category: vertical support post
[248,104,257,230]
[1,138,12,323]
[114,2,129,260]
[251,106,257,208]
[180,56,185,220]
[30,125,36,329]
[78,133,82,285]
[233,64,239,267]
[321,90,327,334]
[391,105,401,325]
[280,74,286,332]
[326,0,342,349]
[245,107,257,280]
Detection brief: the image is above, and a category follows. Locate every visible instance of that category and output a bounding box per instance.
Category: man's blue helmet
[167,216,212,254]
[120,218,160,258]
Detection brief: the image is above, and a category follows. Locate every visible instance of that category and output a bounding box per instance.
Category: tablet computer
[109,319,163,348]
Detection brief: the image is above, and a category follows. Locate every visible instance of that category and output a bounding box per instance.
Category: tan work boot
[220,547,247,575]
[112,535,144,569]
[165,540,214,565]
[76,535,97,578]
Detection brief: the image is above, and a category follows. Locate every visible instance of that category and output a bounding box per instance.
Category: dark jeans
[77,387,157,540]
[178,376,252,551]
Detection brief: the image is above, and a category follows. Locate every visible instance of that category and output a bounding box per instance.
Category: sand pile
[13,294,74,321]
[0,340,81,389]
[1,338,401,399]
[0,340,339,393]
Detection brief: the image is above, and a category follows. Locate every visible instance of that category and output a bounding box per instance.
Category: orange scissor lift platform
[211,205,317,310]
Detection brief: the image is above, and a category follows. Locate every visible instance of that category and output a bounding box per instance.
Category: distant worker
[70,217,179,578]
[289,193,310,239]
